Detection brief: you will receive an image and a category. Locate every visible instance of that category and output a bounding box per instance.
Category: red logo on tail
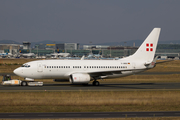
[146,43,153,51]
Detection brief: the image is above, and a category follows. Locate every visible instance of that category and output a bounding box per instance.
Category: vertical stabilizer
[122,28,161,63]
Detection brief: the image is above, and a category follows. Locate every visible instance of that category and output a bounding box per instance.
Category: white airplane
[51,53,70,59]
[21,53,36,58]
[14,28,161,86]
[0,53,13,58]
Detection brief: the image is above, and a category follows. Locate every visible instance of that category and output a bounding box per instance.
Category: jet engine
[25,78,34,81]
[69,73,91,84]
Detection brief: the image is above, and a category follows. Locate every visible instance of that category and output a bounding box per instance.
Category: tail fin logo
[146,43,153,51]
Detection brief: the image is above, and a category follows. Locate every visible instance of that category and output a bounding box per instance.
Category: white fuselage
[14,59,146,80]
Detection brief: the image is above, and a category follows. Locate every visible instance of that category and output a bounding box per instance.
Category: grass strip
[1,91,180,113]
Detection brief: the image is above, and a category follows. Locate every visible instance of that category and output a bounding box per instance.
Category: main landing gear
[92,81,100,86]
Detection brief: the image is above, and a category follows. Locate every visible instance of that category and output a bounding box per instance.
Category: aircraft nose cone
[13,68,21,76]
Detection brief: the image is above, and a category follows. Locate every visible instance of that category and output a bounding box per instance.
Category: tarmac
[1,82,180,92]
[1,71,180,92]
[1,111,180,119]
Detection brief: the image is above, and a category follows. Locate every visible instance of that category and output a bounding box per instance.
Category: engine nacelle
[25,78,34,81]
[69,73,91,84]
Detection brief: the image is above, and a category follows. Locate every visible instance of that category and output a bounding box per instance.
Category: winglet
[81,55,85,60]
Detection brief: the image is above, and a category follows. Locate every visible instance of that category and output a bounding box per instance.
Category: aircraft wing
[156,60,174,64]
[87,69,138,78]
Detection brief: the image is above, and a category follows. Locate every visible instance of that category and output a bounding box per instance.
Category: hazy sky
[0,0,180,44]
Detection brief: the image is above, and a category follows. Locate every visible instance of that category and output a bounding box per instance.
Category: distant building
[56,44,64,50]
[156,44,180,58]
[45,44,55,50]
[34,44,46,49]
[0,44,20,54]
[65,43,79,50]
[23,42,31,49]
[83,45,109,50]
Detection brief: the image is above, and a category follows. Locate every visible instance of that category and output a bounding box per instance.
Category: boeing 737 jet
[14,28,161,86]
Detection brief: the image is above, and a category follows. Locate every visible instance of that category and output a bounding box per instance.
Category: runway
[1,82,180,91]
[0,111,180,119]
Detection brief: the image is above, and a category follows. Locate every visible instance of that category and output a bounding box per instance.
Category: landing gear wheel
[21,81,27,86]
[93,81,100,86]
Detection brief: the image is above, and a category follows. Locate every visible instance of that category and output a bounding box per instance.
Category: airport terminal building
[33,44,180,59]
[0,42,180,59]
[0,44,20,54]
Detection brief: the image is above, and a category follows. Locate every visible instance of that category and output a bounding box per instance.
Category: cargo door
[37,62,43,72]
[132,62,136,69]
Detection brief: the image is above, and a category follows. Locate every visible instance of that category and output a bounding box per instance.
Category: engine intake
[69,73,90,84]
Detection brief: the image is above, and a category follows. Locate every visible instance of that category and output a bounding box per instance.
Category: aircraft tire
[93,81,99,86]
[21,81,27,86]
[92,81,95,86]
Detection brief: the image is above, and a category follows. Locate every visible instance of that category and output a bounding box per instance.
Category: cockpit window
[22,64,30,68]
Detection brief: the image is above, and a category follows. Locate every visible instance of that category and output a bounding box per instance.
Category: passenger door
[37,62,43,72]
